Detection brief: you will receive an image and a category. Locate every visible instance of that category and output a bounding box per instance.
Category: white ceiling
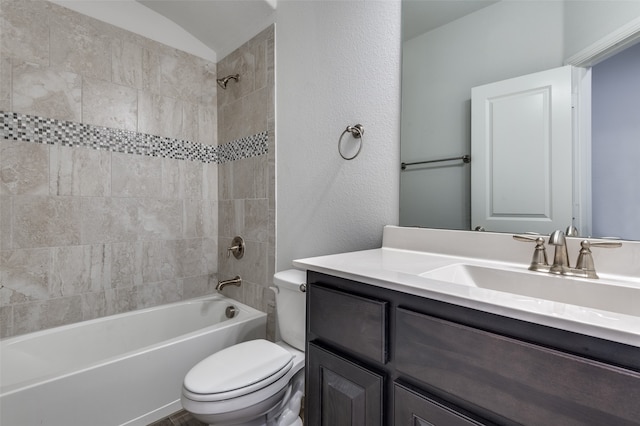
[136,0,276,60]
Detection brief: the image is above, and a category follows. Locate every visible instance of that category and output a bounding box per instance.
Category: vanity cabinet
[305,271,640,426]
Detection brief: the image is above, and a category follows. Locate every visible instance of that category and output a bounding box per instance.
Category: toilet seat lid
[184,339,293,395]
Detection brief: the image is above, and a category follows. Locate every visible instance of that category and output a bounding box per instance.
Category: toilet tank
[273,269,307,352]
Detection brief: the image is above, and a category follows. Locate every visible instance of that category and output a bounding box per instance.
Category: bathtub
[0,294,266,426]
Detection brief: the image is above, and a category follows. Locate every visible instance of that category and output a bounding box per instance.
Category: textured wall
[0,0,219,338]
[215,27,276,340]
[276,1,401,271]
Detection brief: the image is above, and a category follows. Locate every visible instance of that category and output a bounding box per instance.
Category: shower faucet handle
[227,236,245,259]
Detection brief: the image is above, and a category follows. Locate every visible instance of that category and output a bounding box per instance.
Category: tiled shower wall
[216,27,276,340]
[0,0,220,338]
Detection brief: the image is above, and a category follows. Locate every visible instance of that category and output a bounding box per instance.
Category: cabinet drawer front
[309,285,388,364]
[307,343,383,426]
[396,308,640,425]
[394,383,488,426]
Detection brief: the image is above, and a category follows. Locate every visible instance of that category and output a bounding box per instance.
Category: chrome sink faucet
[514,228,622,279]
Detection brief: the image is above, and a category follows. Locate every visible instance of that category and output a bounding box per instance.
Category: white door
[471,65,575,234]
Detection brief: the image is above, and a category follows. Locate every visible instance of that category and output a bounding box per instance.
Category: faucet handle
[513,235,549,272]
[574,240,622,279]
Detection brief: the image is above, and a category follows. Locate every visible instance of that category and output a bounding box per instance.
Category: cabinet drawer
[309,285,388,364]
[394,383,488,426]
[395,308,640,425]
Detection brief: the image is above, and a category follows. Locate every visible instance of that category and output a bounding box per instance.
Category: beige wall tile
[111,242,143,288]
[81,197,183,244]
[182,102,199,142]
[50,244,111,297]
[236,240,268,287]
[141,240,177,283]
[203,162,218,200]
[161,158,181,199]
[158,52,204,101]
[0,305,13,338]
[183,161,203,199]
[12,62,82,122]
[81,289,117,321]
[182,275,216,299]
[175,239,207,278]
[49,145,111,196]
[112,39,143,89]
[183,199,204,239]
[231,157,257,200]
[244,198,269,243]
[0,57,11,111]
[218,88,267,144]
[83,78,137,131]
[13,196,82,248]
[200,60,217,107]
[111,152,162,198]
[0,0,50,66]
[203,238,218,274]
[13,295,83,334]
[1,139,49,196]
[218,199,244,238]
[0,248,50,305]
[161,158,203,200]
[199,105,217,146]
[49,19,112,82]
[0,196,12,250]
[217,48,256,107]
[202,198,218,238]
[138,92,183,139]
[131,279,181,309]
[1,0,235,336]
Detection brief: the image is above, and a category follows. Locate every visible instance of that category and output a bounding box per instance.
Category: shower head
[217,74,240,89]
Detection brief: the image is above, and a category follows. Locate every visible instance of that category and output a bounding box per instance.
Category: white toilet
[181,269,307,426]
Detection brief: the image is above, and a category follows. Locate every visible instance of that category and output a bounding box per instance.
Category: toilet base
[190,370,304,426]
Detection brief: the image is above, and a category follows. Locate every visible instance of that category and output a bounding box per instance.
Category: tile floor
[148,410,206,426]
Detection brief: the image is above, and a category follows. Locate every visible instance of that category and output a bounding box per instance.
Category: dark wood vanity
[304,270,640,425]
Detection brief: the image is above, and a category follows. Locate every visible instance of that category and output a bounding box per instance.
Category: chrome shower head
[217,74,240,89]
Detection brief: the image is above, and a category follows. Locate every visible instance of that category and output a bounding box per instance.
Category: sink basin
[420,264,639,317]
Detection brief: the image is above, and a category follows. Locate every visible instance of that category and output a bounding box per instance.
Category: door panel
[471,65,574,234]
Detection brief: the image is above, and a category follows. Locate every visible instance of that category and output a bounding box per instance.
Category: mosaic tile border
[0,111,268,164]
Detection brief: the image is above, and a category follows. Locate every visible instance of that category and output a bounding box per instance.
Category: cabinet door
[307,343,383,426]
[394,383,487,426]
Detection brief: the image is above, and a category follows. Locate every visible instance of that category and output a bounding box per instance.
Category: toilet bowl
[181,269,307,426]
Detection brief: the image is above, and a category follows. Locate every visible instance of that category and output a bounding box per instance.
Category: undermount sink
[420,264,639,317]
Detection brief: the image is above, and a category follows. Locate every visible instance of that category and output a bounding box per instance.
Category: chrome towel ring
[338,124,364,160]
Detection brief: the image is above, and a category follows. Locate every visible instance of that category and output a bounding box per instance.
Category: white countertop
[293,226,640,348]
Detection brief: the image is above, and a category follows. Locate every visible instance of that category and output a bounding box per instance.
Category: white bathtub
[0,294,266,426]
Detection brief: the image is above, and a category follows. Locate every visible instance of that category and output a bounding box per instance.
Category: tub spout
[216,276,242,291]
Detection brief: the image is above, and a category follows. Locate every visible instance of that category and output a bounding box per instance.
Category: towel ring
[338,124,364,160]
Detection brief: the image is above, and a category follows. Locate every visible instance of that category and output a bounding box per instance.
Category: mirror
[400,0,640,240]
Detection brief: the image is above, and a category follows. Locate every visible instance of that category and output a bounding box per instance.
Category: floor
[150,402,305,425]
[148,410,206,426]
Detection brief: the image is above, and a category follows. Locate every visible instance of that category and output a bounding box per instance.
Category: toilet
[181,269,307,426]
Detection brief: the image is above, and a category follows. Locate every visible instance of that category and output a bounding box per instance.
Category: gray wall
[275,1,402,271]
